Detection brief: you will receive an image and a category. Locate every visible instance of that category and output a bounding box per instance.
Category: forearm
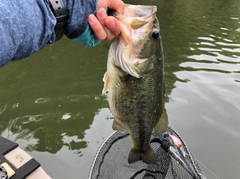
[63,0,97,39]
[0,0,97,67]
[0,0,55,66]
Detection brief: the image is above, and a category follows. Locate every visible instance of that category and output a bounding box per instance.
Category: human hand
[88,0,124,41]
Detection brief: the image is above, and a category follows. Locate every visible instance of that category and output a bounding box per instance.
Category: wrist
[63,0,98,39]
[46,0,68,41]
[73,25,100,47]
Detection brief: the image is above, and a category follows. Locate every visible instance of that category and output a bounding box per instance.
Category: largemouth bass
[102,4,168,164]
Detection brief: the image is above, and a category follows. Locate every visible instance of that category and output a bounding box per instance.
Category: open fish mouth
[108,4,157,46]
[107,4,158,78]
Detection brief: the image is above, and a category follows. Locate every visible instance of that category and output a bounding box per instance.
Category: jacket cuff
[73,25,100,47]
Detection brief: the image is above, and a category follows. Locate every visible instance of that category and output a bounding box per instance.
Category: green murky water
[1,0,240,178]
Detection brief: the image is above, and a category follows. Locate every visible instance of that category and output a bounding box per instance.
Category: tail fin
[128,147,156,164]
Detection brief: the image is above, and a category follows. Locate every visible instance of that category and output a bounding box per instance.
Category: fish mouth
[111,4,158,78]
[112,4,157,45]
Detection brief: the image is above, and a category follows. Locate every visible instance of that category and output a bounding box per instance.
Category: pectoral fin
[102,72,110,94]
[154,107,168,136]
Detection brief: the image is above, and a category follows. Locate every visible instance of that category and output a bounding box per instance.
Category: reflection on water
[35,98,50,103]
[156,0,240,178]
[185,31,240,73]
[0,0,240,178]
[0,94,107,153]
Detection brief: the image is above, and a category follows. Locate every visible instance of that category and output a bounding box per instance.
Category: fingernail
[88,14,96,24]
[98,8,107,19]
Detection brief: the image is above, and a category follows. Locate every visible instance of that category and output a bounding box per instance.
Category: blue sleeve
[63,0,99,47]
[0,0,56,66]
[0,0,98,67]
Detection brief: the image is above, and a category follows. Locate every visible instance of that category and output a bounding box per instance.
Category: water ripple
[212,52,240,63]
[0,104,7,115]
[222,47,240,53]
[198,37,215,41]
[200,42,216,47]
[187,54,218,62]
[198,47,222,52]
[187,29,240,73]
[35,98,50,104]
[215,42,240,47]
[181,62,240,73]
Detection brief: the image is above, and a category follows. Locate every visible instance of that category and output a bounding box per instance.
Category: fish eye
[151,30,159,39]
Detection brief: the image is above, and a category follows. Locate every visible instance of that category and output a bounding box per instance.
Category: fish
[102,4,168,164]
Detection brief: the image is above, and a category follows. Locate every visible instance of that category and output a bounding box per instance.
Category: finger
[105,16,122,36]
[88,14,106,41]
[107,0,124,14]
[96,8,107,25]
[104,30,115,41]
[96,8,115,40]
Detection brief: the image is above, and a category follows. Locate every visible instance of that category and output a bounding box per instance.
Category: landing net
[89,127,207,179]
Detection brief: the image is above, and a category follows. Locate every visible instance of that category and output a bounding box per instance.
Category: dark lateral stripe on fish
[136,92,146,151]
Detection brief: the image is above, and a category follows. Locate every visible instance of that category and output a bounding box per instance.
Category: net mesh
[89,127,207,179]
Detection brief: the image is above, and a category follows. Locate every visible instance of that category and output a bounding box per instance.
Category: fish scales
[112,53,163,145]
